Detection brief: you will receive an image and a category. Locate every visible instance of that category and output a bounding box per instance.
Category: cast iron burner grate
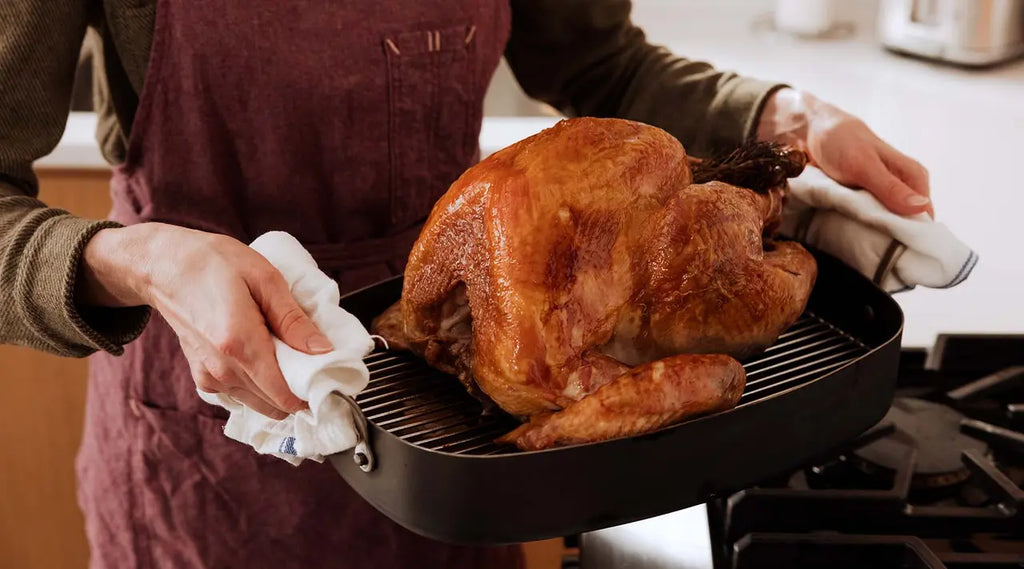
[709,334,1024,569]
[358,312,867,456]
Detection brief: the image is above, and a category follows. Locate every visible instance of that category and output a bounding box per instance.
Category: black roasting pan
[329,248,904,545]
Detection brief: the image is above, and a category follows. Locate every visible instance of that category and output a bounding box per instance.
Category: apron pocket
[131,400,259,561]
[384,24,479,227]
[128,397,377,566]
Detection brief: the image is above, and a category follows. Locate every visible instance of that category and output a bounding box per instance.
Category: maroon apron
[76,1,522,567]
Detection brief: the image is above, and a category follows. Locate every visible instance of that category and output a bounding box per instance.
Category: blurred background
[6,0,1024,567]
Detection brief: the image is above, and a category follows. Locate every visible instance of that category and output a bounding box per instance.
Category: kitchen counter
[36,112,109,170]
[42,2,1023,352]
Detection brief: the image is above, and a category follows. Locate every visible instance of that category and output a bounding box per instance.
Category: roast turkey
[373,117,816,450]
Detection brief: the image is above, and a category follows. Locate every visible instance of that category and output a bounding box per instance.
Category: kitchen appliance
[878,0,1024,66]
[579,334,1024,568]
[774,0,837,37]
[330,250,904,545]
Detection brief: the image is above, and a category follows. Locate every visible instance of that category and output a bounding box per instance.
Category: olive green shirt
[0,0,783,357]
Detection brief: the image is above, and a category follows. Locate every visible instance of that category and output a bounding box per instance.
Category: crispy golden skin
[374,117,816,449]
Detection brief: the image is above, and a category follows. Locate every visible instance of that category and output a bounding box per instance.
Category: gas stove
[576,334,1024,569]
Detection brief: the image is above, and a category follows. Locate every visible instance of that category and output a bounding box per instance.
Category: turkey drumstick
[497,354,744,451]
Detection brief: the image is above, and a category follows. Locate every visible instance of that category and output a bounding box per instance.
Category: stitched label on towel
[279,437,298,456]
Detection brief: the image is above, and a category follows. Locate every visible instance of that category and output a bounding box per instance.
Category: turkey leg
[497,354,745,450]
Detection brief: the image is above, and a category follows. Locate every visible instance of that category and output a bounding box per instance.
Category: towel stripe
[951,250,979,287]
[942,250,979,289]
[279,436,298,456]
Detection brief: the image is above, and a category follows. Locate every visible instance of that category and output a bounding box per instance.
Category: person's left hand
[757,88,933,218]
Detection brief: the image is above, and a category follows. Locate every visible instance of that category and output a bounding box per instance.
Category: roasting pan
[329,248,903,545]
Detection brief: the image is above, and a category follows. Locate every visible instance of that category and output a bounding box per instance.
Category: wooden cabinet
[0,168,111,569]
[0,168,565,569]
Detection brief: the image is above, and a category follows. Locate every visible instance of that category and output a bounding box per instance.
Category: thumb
[856,155,931,217]
[247,263,334,354]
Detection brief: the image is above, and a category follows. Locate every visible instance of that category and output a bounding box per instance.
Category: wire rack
[358,312,868,456]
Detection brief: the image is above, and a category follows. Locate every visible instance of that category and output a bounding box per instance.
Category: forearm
[614,48,785,157]
[0,186,150,356]
[506,0,785,157]
[0,1,152,356]
[571,36,784,157]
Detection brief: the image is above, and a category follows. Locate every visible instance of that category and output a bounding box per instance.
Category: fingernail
[307,335,334,353]
[905,194,930,207]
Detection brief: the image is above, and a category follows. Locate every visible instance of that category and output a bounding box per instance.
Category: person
[0,1,932,567]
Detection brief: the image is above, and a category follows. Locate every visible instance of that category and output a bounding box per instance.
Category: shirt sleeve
[504,0,787,158]
[0,0,150,357]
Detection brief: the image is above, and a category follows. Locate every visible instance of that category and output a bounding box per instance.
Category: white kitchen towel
[196,231,376,465]
[779,167,978,293]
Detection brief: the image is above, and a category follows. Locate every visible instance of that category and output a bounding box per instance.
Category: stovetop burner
[852,397,990,493]
[708,333,1024,569]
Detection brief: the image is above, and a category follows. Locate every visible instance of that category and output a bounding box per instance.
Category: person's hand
[757,88,933,217]
[78,223,333,420]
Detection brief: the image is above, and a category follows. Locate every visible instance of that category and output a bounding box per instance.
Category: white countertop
[42,4,1024,350]
[36,112,110,170]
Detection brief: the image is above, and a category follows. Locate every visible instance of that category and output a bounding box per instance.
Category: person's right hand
[78,222,333,420]
[757,88,933,218]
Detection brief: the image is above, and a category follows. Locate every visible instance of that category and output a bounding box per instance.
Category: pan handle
[338,336,391,473]
[873,239,908,288]
[340,393,375,472]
